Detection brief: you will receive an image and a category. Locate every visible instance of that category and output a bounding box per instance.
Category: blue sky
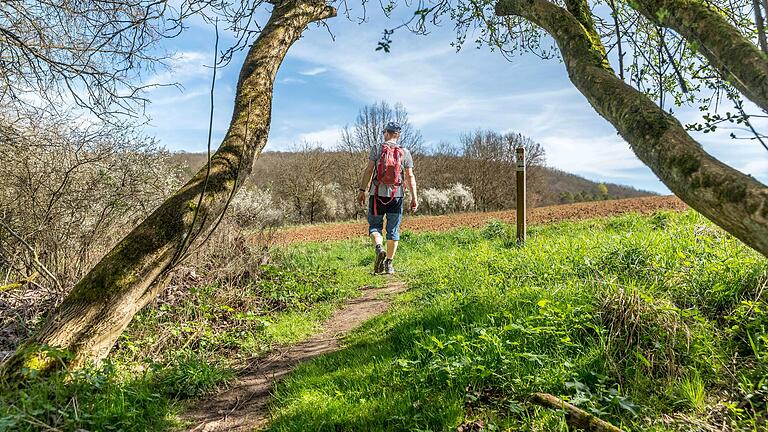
[141,4,767,194]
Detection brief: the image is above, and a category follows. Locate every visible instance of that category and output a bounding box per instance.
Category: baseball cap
[384,121,402,133]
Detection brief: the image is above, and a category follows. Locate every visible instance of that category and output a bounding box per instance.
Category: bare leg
[387,240,398,259]
[370,232,383,247]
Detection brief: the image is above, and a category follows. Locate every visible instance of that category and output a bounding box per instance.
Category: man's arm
[357,160,375,206]
[405,167,418,212]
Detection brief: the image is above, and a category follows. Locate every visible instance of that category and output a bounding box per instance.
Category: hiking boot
[384,259,395,275]
[374,244,386,274]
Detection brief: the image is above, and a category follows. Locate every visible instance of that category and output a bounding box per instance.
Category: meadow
[2,210,766,431]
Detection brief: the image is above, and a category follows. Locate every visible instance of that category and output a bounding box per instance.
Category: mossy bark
[495,0,768,258]
[0,0,336,380]
[631,0,768,111]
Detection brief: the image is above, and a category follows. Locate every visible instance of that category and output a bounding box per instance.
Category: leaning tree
[0,0,336,380]
[490,0,768,258]
[379,0,768,258]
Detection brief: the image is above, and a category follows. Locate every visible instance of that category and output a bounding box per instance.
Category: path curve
[184,281,406,432]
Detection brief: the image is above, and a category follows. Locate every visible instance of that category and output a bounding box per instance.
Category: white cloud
[279,77,307,84]
[298,126,341,149]
[740,158,768,175]
[144,50,214,88]
[150,87,209,105]
[540,134,645,179]
[299,67,328,76]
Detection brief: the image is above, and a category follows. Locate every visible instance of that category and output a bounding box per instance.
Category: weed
[157,351,234,398]
[481,219,506,240]
[675,371,706,412]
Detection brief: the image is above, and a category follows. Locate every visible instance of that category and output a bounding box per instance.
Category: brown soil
[273,195,687,244]
[183,281,406,432]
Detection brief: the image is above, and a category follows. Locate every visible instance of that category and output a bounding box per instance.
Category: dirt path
[183,281,406,432]
[273,195,687,244]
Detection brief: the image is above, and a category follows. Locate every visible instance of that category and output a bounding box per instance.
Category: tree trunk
[1,0,336,380]
[629,0,768,112]
[495,0,768,258]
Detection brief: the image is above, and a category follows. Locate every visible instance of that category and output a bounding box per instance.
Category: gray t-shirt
[368,140,414,198]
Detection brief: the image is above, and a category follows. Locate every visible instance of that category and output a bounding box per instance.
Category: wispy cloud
[143,50,217,90]
[299,67,328,76]
[299,126,341,149]
[540,134,645,178]
[279,77,307,84]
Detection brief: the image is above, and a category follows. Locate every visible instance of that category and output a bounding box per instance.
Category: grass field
[2,210,767,431]
[265,210,768,431]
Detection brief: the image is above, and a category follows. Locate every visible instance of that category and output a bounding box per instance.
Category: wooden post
[516,147,526,244]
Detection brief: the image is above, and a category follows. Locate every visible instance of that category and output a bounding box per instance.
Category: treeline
[244,145,652,224]
[172,102,654,225]
[173,148,653,225]
[174,146,653,224]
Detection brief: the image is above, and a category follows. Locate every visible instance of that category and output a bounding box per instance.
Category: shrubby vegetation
[0,112,284,359]
[421,183,475,214]
[0,241,381,431]
[0,113,185,353]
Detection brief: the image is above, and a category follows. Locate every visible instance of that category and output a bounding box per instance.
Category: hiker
[356,121,418,275]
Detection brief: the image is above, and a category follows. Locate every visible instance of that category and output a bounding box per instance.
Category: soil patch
[183,281,406,431]
[273,196,687,244]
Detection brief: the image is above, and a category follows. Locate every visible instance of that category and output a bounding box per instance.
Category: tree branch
[496,0,768,259]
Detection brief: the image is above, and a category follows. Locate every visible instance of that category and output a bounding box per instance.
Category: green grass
[264,210,768,431]
[0,241,381,431]
[2,210,767,431]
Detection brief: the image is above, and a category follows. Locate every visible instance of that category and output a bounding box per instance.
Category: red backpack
[373,144,404,215]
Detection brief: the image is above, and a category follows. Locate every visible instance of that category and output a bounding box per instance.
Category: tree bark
[629,0,768,112]
[753,0,768,54]
[495,0,768,258]
[1,0,336,380]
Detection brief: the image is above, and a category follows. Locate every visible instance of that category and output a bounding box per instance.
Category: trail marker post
[516,147,526,244]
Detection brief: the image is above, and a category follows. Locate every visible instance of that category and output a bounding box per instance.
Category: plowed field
[274,195,687,244]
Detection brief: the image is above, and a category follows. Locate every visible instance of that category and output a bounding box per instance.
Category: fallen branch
[529,392,625,432]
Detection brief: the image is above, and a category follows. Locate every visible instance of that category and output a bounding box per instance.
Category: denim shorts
[367,196,403,241]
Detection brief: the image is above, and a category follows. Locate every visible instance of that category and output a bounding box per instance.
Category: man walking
[356,121,418,275]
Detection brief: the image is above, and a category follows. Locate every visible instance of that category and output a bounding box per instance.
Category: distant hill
[540,168,654,205]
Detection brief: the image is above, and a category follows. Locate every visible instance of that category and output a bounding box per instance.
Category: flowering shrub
[421,183,475,214]
[229,186,285,229]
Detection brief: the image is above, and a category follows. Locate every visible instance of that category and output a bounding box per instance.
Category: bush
[0,113,185,353]
[599,285,692,379]
[421,183,475,214]
[229,185,286,230]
